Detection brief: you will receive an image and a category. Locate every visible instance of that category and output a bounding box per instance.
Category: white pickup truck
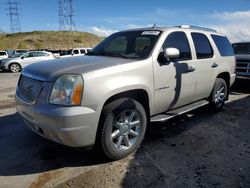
[0,51,8,60]
[60,48,92,58]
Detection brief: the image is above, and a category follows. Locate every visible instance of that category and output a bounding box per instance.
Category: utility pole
[6,0,21,33]
[58,0,77,31]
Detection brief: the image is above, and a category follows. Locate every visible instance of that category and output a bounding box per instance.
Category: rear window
[191,33,213,59]
[211,35,234,56]
[232,43,250,54]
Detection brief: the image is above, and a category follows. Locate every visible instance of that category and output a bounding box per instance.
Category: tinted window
[22,52,35,58]
[73,50,79,54]
[191,33,213,59]
[211,35,234,56]
[163,31,191,60]
[232,43,250,54]
[0,52,7,56]
[80,49,86,54]
[35,52,48,57]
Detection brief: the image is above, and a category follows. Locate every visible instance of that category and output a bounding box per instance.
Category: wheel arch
[216,72,230,100]
[94,89,150,146]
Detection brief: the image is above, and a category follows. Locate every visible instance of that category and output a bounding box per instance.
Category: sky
[0,0,250,42]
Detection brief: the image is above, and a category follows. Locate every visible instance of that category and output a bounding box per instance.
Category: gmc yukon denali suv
[16,25,236,160]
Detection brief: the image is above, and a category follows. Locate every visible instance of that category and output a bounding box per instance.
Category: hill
[0,31,103,50]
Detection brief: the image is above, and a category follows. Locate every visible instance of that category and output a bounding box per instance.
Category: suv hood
[22,55,135,81]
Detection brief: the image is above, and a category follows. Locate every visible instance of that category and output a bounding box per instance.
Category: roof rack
[179,25,217,33]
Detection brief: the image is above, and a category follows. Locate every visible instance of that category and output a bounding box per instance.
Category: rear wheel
[99,98,147,160]
[209,78,228,112]
[9,63,21,73]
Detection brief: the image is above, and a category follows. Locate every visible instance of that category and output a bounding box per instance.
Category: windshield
[232,43,250,54]
[87,30,161,59]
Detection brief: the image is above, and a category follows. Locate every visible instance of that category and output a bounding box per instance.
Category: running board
[150,100,209,122]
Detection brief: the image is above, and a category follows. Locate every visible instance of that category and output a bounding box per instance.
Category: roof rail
[179,25,217,32]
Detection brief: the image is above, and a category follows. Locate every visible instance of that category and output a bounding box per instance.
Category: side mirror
[21,56,24,59]
[165,48,180,59]
[158,48,180,65]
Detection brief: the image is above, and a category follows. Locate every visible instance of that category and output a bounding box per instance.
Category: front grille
[17,75,45,104]
[236,61,250,75]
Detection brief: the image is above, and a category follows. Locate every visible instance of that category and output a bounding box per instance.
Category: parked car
[16,25,235,160]
[60,48,92,58]
[9,49,29,58]
[0,51,54,72]
[232,42,250,77]
[0,51,8,59]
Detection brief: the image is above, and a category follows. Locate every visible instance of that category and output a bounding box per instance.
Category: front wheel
[209,78,228,112]
[99,98,147,160]
[9,63,21,73]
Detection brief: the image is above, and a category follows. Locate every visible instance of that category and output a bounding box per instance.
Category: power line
[6,0,21,33]
[58,0,77,31]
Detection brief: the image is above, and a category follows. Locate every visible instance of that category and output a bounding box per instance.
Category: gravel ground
[0,71,249,188]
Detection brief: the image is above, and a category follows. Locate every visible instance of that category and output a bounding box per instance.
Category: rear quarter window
[211,35,234,56]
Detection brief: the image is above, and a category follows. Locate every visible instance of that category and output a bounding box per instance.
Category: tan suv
[16,25,236,160]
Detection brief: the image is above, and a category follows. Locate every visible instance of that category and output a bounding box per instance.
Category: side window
[80,49,86,54]
[163,31,192,60]
[73,50,79,54]
[36,52,48,57]
[211,35,234,56]
[191,33,213,59]
[27,52,35,57]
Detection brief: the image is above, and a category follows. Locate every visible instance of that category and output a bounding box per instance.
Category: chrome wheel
[111,110,142,150]
[10,64,20,72]
[214,85,225,105]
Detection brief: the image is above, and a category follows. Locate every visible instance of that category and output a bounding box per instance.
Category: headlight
[49,74,84,106]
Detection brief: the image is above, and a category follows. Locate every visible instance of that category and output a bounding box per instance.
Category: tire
[99,98,147,160]
[9,63,21,73]
[209,78,228,112]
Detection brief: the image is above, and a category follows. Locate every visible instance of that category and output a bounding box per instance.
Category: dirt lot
[0,71,250,188]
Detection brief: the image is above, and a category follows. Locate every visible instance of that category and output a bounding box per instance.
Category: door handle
[186,66,196,72]
[211,63,218,68]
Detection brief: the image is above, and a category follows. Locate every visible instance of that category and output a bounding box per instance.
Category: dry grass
[0,31,103,50]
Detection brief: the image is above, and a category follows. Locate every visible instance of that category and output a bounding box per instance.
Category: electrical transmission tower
[58,0,77,31]
[6,0,21,33]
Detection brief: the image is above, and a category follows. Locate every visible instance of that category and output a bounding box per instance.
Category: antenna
[152,23,157,28]
[58,0,77,31]
[6,0,21,33]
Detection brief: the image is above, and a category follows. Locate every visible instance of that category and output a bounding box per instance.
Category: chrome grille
[236,61,250,75]
[17,75,44,104]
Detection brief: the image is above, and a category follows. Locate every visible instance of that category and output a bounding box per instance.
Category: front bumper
[16,96,100,147]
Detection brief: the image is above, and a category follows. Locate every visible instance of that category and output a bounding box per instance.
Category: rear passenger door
[190,32,215,100]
